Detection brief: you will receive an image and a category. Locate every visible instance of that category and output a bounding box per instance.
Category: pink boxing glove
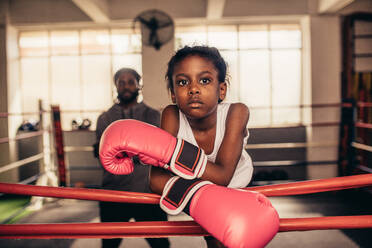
[160,177,279,248]
[99,119,207,179]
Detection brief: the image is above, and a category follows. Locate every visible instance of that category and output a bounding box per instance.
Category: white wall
[6,24,22,184]
[142,38,174,110]
[0,0,19,183]
[306,16,342,179]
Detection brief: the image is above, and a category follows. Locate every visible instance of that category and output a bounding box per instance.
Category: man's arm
[144,106,161,127]
[94,113,109,158]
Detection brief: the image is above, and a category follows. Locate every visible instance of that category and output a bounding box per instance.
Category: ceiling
[5,0,371,27]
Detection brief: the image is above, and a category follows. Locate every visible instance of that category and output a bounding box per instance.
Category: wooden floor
[0,189,371,248]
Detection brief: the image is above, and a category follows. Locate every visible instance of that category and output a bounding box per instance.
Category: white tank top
[177,103,253,188]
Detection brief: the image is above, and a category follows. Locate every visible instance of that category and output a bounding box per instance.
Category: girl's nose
[188,81,200,95]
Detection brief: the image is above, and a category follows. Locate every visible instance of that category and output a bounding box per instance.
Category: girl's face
[171,55,226,119]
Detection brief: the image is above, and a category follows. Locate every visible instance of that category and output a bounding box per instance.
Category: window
[19,29,141,130]
[175,24,302,127]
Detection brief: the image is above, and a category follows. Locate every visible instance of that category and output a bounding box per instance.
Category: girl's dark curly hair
[165,45,229,92]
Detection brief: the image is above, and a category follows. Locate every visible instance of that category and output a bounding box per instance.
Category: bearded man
[94,68,170,248]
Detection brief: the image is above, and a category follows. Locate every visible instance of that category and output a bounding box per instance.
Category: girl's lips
[188,99,203,108]
[189,102,202,108]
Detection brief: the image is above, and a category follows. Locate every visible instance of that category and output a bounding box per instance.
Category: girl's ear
[219,82,227,102]
[171,91,177,103]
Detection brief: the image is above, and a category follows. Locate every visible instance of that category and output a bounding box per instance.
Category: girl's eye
[199,78,211,84]
[176,79,188,86]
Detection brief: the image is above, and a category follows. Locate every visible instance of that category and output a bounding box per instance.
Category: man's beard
[117,90,139,104]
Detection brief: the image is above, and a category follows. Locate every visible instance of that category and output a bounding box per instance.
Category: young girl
[150,45,253,248]
[150,45,253,193]
[99,46,278,248]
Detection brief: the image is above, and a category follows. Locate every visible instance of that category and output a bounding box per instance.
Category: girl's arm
[201,103,249,186]
[149,105,179,194]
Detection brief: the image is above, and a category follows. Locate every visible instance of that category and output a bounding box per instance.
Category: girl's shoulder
[229,102,249,111]
[162,104,180,122]
[225,102,250,127]
[226,102,249,118]
[161,104,180,136]
[162,104,179,114]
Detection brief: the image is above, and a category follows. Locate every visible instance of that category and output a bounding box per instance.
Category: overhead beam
[318,0,355,13]
[71,0,110,23]
[207,0,226,20]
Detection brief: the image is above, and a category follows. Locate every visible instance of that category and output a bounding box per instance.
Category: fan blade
[158,21,173,29]
[136,16,152,28]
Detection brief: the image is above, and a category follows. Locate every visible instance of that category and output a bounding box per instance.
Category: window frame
[175,23,304,127]
[18,28,142,130]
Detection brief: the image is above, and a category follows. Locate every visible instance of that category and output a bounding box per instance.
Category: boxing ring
[0,174,371,238]
[0,101,371,240]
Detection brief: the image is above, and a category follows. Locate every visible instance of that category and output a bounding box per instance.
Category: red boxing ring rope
[1,174,371,203]
[0,174,371,238]
[249,173,372,196]
[1,216,372,239]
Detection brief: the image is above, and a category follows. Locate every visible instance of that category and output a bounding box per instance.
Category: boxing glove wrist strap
[167,139,207,179]
[160,176,212,215]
